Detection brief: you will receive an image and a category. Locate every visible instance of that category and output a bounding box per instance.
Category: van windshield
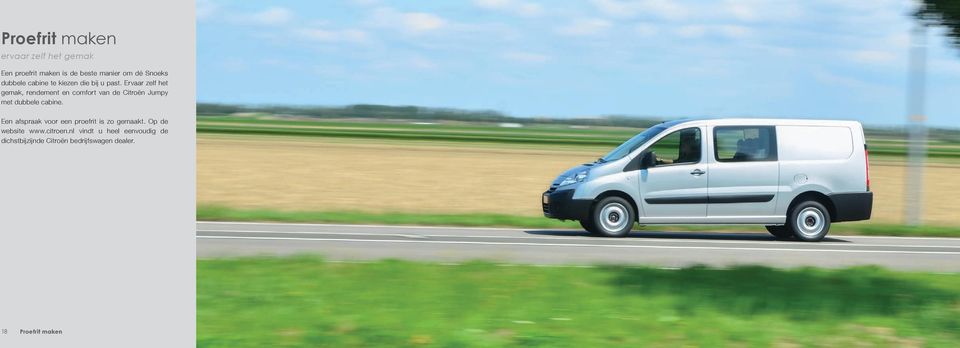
[600,125,668,162]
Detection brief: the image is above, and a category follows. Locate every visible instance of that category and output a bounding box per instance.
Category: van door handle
[690,169,705,176]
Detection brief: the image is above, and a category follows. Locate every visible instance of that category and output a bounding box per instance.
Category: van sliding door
[707,126,780,220]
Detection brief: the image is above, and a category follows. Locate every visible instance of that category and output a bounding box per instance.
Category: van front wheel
[591,197,634,238]
[764,225,793,240]
[579,219,600,235]
[787,201,831,242]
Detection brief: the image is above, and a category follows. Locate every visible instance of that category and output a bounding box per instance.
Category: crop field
[198,115,960,161]
[198,121,960,225]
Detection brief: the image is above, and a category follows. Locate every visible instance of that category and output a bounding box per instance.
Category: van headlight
[559,170,589,186]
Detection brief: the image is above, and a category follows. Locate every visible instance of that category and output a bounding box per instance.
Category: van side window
[648,127,701,166]
[714,126,777,162]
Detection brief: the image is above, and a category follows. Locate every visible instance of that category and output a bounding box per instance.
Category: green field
[197,116,636,147]
[197,115,960,160]
[198,257,960,347]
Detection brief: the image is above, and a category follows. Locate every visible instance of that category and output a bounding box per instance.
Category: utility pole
[904,22,927,226]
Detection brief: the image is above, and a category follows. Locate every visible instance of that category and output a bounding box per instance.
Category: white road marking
[198,229,429,239]
[326,260,605,269]
[823,235,960,241]
[196,235,960,255]
[196,229,960,249]
[198,221,530,232]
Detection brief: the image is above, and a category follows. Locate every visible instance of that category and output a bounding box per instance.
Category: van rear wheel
[765,225,793,240]
[787,201,831,242]
[591,197,634,238]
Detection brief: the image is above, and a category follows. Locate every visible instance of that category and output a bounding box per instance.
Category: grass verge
[198,257,960,347]
[197,205,960,237]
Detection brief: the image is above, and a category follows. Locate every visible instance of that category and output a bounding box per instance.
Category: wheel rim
[795,207,825,238]
[599,202,629,232]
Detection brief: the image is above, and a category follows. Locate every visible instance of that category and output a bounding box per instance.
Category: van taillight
[864,144,871,191]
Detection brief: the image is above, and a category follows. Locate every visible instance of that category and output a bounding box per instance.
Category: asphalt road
[197,222,960,272]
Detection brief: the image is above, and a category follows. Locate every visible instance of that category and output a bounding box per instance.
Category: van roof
[668,118,862,128]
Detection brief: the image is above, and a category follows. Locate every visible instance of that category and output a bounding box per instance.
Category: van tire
[591,197,634,238]
[787,200,831,242]
[579,219,600,235]
[764,225,793,240]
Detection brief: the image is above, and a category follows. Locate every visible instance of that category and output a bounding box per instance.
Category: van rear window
[714,126,777,162]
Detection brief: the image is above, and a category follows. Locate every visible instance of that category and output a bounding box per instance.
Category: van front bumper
[542,188,592,221]
[829,192,873,222]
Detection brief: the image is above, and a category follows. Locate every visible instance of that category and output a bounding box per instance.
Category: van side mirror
[639,151,656,169]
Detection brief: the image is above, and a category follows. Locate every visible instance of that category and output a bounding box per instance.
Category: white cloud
[371,56,438,71]
[723,0,758,21]
[715,25,751,39]
[502,51,551,63]
[673,24,751,39]
[220,57,249,72]
[681,58,736,77]
[298,28,370,44]
[405,13,446,32]
[633,23,658,37]
[675,25,707,39]
[260,58,300,70]
[930,59,960,76]
[244,7,294,25]
[747,43,796,57]
[473,0,543,17]
[813,69,877,90]
[350,0,381,6]
[640,0,688,19]
[590,0,688,20]
[885,32,911,50]
[844,49,898,65]
[408,56,438,70]
[719,0,803,22]
[590,0,803,23]
[818,0,905,14]
[556,18,612,36]
[197,0,219,21]
[369,7,447,34]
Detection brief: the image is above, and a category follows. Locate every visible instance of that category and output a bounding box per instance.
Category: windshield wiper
[595,158,607,163]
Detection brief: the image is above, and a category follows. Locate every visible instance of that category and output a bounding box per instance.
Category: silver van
[542,119,873,241]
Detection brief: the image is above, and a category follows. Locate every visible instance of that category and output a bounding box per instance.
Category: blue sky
[197,0,960,127]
